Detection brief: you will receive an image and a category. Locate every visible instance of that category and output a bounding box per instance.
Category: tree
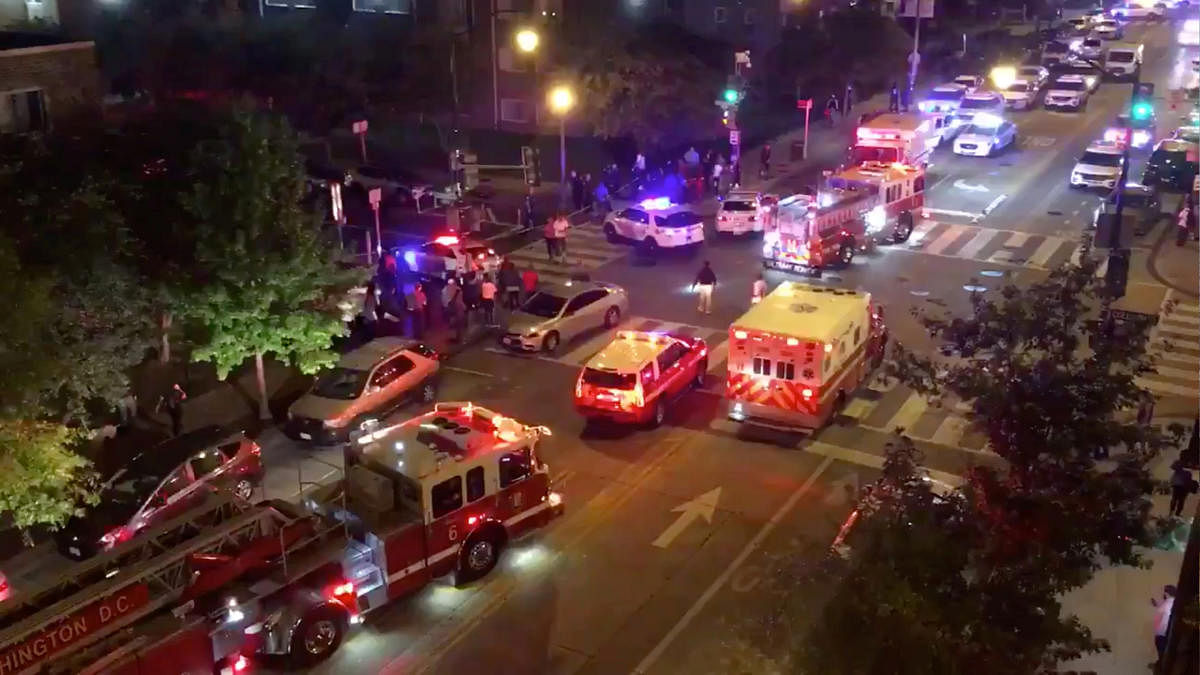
[0,421,98,538]
[179,108,358,419]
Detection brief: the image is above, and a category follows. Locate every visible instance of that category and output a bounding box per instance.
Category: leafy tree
[179,108,358,419]
[0,421,98,538]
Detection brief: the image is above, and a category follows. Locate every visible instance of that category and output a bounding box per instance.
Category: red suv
[574,331,708,428]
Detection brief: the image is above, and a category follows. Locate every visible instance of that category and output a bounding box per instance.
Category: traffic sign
[352,120,368,135]
[368,187,382,206]
[729,129,740,145]
[796,98,812,110]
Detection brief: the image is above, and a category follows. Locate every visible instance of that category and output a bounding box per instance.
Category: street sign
[368,187,382,206]
[796,98,812,110]
[729,129,740,145]
[352,120,368,135]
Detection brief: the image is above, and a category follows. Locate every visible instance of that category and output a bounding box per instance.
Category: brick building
[0,32,100,134]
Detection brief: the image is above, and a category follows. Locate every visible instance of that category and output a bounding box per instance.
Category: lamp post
[490,0,542,128]
[548,85,575,189]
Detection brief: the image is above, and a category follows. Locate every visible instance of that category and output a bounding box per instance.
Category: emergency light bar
[433,235,460,245]
[639,196,673,210]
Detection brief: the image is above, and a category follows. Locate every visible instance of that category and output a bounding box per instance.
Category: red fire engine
[0,402,562,673]
[726,282,887,430]
[760,162,924,275]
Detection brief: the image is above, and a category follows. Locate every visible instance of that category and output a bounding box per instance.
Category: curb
[1147,217,1200,299]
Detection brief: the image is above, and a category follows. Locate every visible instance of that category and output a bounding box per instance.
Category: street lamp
[990,66,1017,91]
[514,28,540,53]
[548,85,575,188]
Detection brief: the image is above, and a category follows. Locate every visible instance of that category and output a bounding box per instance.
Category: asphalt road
[239,18,1200,675]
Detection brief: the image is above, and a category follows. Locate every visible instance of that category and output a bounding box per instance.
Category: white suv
[1044,75,1091,111]
[1070,142,1125,190]
[716,190,763,235]
[603,198,706,251]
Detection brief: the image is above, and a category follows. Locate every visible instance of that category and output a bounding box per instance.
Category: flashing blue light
[639,196,672,210]
[402,250,418,268]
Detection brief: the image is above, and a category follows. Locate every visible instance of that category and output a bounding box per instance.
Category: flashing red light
[330,582,355,598]
[467,515,479,526]
[249,442,261,456]
[801,388,813,399]
[734,330,748,340]
[433,235,460,246]
[233,655,249,672]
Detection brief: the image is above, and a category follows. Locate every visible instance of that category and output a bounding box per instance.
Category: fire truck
[850,113,940,167]
[0,403,562,673]
[760,161,924,275]
[726,283,887,430]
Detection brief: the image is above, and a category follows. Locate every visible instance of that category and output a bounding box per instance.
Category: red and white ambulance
[851,113,940,167]
[726,283,887,429]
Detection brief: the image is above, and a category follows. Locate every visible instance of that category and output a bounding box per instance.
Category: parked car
[501,280,629,354]
[286,338,441,444]
[1141,138,1199,191]
[55,427,265,560]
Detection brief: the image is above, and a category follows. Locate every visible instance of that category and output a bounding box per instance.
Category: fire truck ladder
[0,494,302,666]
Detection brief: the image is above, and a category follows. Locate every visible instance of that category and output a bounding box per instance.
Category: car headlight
[525,329,542,338]
[323,418,347,429]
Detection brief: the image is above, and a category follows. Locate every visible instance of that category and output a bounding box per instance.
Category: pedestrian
[844,82,855,116]
[481,274,498,326]
[1137,392,1156,426]
[593,180,611,218]
[825,94,840,125]
[889,81,900,113]
[582,173,594,211]
[406,283,426,339]
[157,383,187,437]
[693,260,717,314]
[522,189,536,232]
[711,159,723,196]
[570,170,584,212]
[731,159,742,189]
[499,260,522,310]
[684,146,700,166]
[1152,585,1177,661]
[462,271,481,319]
[634,151,646,174]
[553,211,570,263]
[759,144,771,178]
[444,278,467,342]
[522,267,539,299]
[1169,462,1198,517]
[543,217,558,261]
[361,281,379,340]
[751,274,767,304]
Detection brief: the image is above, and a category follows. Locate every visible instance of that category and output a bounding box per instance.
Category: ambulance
[760,161,925,274]
[850,113,940,167]
[726,283,887,430]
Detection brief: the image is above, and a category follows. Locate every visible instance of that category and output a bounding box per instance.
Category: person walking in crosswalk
[693,261,717,314]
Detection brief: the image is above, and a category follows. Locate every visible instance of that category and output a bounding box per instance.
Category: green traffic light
[1131,102,1152,120]
[723,89,739,104]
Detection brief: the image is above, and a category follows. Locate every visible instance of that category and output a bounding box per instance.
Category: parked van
[1105,42,1143,80]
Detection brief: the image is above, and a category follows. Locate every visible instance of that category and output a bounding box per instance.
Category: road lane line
[1028,236,1066,267]
[923,225,971,255]
[443,366,497,378]
[631,454,836,675]
[956,229,1001,259]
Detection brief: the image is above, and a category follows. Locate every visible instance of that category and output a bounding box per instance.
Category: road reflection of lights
[963,284,988,293]
[510,544,550,571]
[424,583,469,614]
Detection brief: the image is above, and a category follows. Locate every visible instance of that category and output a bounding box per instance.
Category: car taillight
[233,655,249,672]
[575,379,583,398]
[330,582,355,598]
[99,526,130,547]
[249,442,261,457]
[633,383,645,409]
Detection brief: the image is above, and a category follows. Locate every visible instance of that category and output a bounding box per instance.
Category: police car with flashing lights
[1105,112,1157,150]
[952,114,1018,157]
[919,85,967,114]
[1070,142,1125,189]
[395,234,500,280]
[948,91,1006,133]
[603,197,706,251]
[1045,74,1092,111]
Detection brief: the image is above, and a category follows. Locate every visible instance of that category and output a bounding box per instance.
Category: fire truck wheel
[290,605,347,666]
[604,306,621,329]
[604,223,619,242]
[838,243,855,267]
[542,331,561,354]
[648,400,667,429]
[458,534,501,583]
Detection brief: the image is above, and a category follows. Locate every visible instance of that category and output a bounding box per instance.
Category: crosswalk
[1138,290,1200,399]
[486,314,992,453]
[903,219,1085,271]
[505,223,628,286]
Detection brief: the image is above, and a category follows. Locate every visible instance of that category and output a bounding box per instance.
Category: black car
[1092,183,1164,237]
[1141,139,1198,191]
[55,427,264,560]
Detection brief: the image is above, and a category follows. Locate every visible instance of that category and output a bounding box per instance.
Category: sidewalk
[1059,418,1196,675]
[1150,224,1200,298]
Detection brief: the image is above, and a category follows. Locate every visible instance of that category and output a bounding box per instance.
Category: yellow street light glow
[990,66,1017,91]
[548,86,575,114]
[515,29,540,53]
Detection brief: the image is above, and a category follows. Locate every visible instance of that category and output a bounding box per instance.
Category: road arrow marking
[652,487,721,549]
[823,471,860,507]
[952,179,990,193]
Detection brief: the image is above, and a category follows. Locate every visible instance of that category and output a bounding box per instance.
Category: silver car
[500,280,629,353]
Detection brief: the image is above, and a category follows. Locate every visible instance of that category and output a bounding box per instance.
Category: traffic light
[722,109,730,125]
[521,145,541,187]
[723,88,740,104]
[1131,100,1153,121]
[1104,248,1130,300]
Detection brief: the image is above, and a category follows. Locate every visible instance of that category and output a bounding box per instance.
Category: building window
[714,6,727,23]
[500,98,531,123]
[745,8,756,24]
[264,0,317,8]
[0,90,46,135]
[353,0,411,12]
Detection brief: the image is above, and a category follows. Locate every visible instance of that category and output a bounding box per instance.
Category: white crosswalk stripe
[899,219,1080,270]
[504,225,628,285]
[1138,290,1200,400]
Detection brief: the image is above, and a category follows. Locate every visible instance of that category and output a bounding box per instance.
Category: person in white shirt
[1152,584,1176,661]
[480,275,498,326]
[553,214,569,263]
[751,274,767,304]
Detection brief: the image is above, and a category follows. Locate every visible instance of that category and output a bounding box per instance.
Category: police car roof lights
[638,196,673,210]
[433,235,460,245]
[971,112,1004,129]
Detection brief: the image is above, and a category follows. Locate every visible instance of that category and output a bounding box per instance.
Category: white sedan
[1111,3,1165,20]
[952,115,1018,157]
[603,198,705,251]
[1002,80,1037,110]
